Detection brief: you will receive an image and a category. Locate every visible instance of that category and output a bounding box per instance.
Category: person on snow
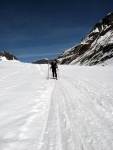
[50,59,58,79]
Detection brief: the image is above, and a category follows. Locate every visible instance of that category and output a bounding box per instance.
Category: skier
[50,59,58,79]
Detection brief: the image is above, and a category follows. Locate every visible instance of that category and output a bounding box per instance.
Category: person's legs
[52,68,57,78]
[52,70,54,78]
[55,69,57,79]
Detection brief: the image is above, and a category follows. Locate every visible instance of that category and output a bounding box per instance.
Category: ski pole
[57,68,59,78]
[47,60,49,79]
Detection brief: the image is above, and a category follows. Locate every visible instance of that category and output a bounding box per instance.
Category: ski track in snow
[0,62,113,150]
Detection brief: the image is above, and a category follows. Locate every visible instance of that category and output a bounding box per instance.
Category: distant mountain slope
[57,12,113,65]
[0,51,18,61]
[32,58,49,64]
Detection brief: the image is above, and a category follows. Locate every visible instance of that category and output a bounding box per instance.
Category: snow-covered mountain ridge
[0,51,19,62]
[57,12,113,65]
[32,58,49,64]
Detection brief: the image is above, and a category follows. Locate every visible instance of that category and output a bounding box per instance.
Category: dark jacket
[51,61,58,70]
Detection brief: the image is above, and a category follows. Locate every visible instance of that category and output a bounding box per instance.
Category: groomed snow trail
[0,62,113,150]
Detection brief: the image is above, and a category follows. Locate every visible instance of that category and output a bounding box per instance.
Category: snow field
[0,62,113,150]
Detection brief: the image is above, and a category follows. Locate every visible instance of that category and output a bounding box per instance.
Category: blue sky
[0,0,113,62]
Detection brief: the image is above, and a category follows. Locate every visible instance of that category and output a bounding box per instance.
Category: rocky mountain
[57,12,113,65]
[32,58,49,64]
[0,51,18,61]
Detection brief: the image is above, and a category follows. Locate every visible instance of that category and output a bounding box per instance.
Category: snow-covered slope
[58,12,113,66]
[0,62,113,150]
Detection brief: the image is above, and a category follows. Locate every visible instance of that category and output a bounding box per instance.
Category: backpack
[51,60,57,68]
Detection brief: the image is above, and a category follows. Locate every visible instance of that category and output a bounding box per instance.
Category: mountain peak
[0,51,19,61]
[57,13,113,66]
